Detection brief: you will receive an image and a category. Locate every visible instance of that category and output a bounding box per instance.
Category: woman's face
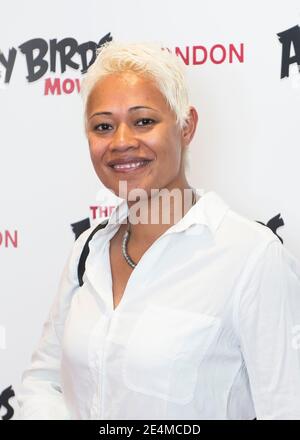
[85,71,188,199]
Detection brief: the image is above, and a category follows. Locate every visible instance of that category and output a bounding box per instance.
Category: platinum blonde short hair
[80,40,191,172]
[81,40,191,130]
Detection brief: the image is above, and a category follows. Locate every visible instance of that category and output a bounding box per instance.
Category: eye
[94,123,113,132]
[136,118,155,126]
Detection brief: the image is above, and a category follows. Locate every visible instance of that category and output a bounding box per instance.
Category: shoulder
[223,209,300,301]
[58,220,108,293]
[50,220,109,326]
[213,206,292,290]
[220,207,282,256]
[201,190,279,256]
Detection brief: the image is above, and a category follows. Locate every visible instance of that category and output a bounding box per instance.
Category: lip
[109,159,153,174]
[107,157,153,167]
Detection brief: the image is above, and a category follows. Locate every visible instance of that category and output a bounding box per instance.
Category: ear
[181,106,199,147]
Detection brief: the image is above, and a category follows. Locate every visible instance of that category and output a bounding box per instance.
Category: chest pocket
[122,303,221,404]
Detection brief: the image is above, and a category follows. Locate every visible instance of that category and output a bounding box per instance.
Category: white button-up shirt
[17,188,300,420]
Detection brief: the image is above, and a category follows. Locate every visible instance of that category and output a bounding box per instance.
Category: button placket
[88,314,110,419]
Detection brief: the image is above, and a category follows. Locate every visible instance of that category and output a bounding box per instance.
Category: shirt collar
[103,188,229,235]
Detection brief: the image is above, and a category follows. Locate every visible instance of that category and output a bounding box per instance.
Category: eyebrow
[88,106,159,120]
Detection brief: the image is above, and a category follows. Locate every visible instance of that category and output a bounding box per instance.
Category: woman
[17,41,300,420]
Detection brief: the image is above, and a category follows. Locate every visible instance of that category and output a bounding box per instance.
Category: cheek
[88,137,105,165]
[156,131,182,165]
[147,128,179,156]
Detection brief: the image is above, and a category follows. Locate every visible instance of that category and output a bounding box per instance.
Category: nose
[109,122,139,152]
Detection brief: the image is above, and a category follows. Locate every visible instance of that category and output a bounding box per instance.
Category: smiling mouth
[110,160,152,172]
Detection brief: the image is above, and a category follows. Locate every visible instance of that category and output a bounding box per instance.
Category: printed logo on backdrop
[277,24,300,90]
[0,32,113,94]
[0,230,18,249]
[0,326,15,421]
[0,386,15,421]
[71,189,117,239]
[256,213,284,243]
[0,33,244,95]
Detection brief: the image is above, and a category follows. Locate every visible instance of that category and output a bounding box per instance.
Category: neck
[125,177,197,245]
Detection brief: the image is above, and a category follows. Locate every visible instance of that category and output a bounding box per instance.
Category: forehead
[86,71,170,114]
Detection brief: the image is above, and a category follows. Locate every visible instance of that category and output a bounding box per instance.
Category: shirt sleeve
[16,237,82,420]
[236,238,300,420]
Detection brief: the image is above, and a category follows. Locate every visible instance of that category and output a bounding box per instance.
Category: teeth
[113,161,147,170]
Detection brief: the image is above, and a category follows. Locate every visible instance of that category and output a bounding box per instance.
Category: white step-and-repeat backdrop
[0,0,299,420]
